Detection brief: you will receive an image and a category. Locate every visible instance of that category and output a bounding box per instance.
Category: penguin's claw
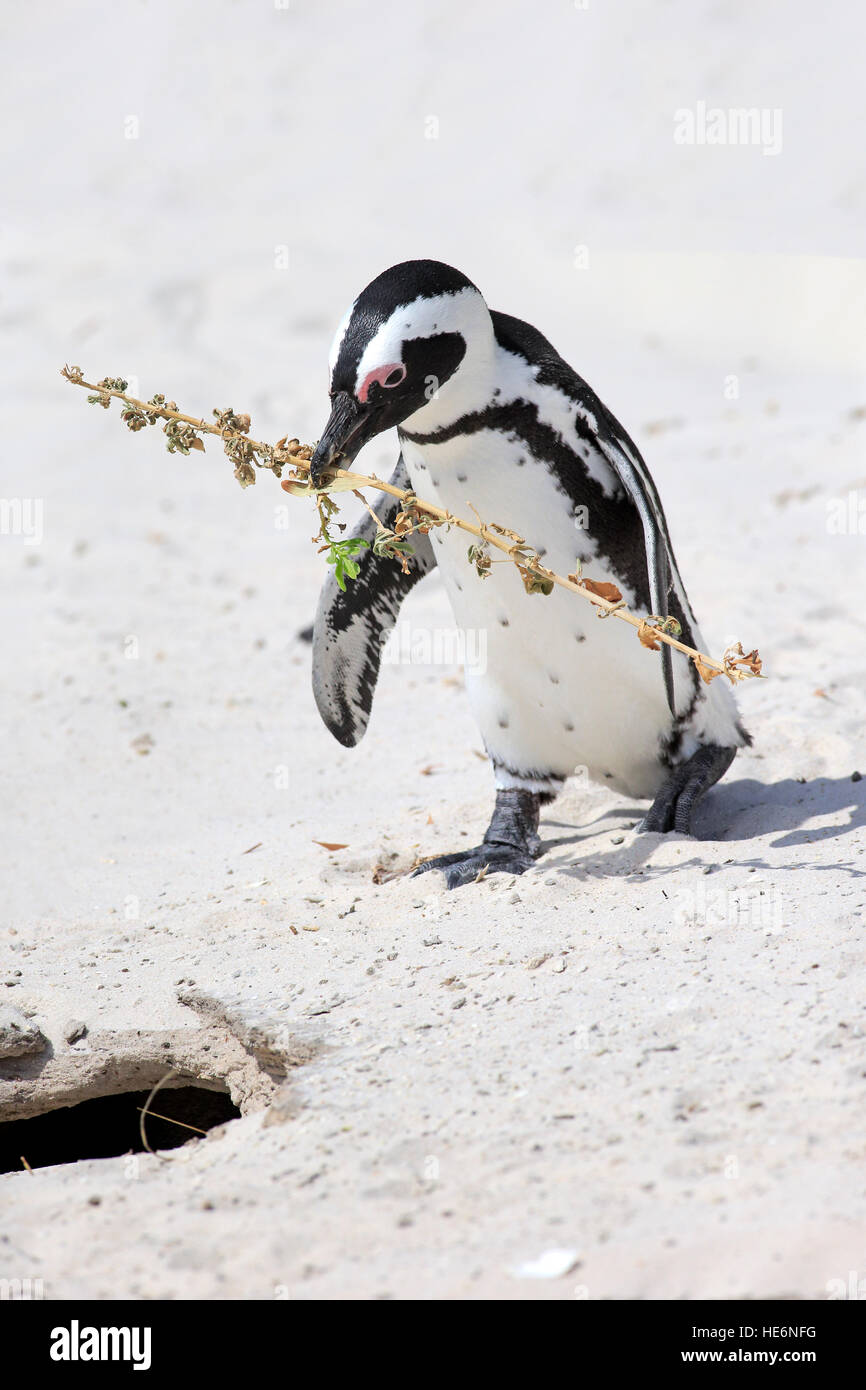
[411,843,537,889]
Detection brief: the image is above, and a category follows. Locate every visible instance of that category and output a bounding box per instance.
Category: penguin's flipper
[312,454,437,747]
[594,413,676,716]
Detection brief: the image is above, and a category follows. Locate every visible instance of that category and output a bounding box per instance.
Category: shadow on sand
[540,773,866,880]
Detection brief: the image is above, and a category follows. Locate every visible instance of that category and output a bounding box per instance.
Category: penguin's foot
[412,842,538,889]
[412,788,542,890]
[639,744,737,835]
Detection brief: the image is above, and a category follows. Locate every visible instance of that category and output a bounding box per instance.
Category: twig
[135,1107,208,1136]
[61,367,764,686]
[138,1068,180,1162]
[287,462,761,682]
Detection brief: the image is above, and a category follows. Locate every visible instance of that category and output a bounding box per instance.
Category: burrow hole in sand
[0,1084,241,1174]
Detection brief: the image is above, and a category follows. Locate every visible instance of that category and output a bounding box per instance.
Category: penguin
[309,260,749,888]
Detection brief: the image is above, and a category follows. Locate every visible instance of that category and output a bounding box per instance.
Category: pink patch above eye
[357,362,406,402]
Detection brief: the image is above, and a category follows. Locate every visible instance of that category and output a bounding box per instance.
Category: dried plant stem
[138,1068,179,1163]
[62,367,763,686]
[62,372,265,446]
[286,469,761,686]
[135,1107,208,1136]
[317,463,722,657]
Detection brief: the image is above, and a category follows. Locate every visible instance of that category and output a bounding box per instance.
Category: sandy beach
[2,0,865,1299]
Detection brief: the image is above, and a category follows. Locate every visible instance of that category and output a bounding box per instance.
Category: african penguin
[309,260,749,888]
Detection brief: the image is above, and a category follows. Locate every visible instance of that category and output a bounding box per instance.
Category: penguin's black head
[310,260,486,482]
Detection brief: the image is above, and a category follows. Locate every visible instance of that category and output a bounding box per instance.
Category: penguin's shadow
[541,774,866,878]
[691,774,866,847]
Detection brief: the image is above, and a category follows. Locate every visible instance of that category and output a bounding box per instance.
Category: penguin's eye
[357,362,407,403]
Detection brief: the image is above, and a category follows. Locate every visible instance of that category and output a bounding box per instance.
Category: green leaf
[325,536,370,589]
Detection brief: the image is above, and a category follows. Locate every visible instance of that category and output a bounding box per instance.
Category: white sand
[2,0,865,1299]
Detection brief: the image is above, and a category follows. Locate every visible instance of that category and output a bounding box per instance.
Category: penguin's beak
[310,391,372,484]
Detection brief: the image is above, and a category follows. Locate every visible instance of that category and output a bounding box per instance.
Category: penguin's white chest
[400,430,674,797]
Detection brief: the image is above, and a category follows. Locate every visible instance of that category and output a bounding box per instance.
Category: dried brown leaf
[581,578,623,603]
[723,642,764,680]
[637,620,661,651]
[695,658,722,684]
[735,648,762,677]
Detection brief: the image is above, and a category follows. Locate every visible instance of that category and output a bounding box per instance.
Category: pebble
[526,954,552,971]
[0,1004,47,1058]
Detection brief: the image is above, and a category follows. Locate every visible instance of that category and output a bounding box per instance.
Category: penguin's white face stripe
[353,288,485,399]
